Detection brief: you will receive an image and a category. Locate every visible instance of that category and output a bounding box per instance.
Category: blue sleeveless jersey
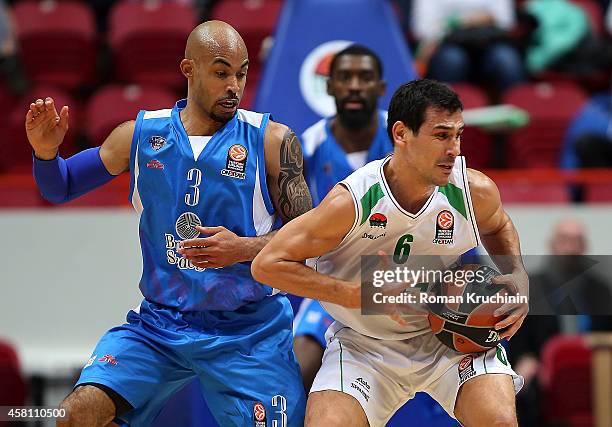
[129,99,276,311]
[301,110,392,205]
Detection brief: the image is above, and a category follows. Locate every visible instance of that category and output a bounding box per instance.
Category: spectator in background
[564,90,612,169]
[528,218,612,331]
[555,0,612,169]
[511,217,612,426]
[561,90,610,169]
[411,0,525,94]
[519,0,612,78]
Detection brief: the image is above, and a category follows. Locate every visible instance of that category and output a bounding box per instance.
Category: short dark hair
[387,79,463,140]
[329,44,383,79]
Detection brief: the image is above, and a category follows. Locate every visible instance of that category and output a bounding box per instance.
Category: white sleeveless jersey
[318,155,480,340]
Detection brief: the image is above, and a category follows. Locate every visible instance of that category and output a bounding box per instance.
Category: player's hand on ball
[492,269,529,340]
[25,97,70,160]
[178,226,247,268]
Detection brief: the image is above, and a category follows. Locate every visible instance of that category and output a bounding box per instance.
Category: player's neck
[384,156,436,215]
[180,102,225,136]
[331,114,378,153]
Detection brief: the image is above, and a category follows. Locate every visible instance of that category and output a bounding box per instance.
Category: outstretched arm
[27,97,132,203]
[251,184,359,308]
[468,168,529,339]
[179,120,313,268]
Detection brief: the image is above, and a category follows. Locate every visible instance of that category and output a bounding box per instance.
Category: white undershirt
[346,150,368,170]
[188,136,212,160]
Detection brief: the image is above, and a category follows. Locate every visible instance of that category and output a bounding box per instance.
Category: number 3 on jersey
[393,234,413,264]
[185,168,202,206]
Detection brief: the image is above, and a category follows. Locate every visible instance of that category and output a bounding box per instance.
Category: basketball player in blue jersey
[295,44,391,392]
[302,44,391,205]
[26,21,310,427]
[253,80,529,426]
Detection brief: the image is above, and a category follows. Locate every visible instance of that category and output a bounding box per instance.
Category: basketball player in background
[294,44,391,391]
[253,79,528,426]
[26,21,310,427]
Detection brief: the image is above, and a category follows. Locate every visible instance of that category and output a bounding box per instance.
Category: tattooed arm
[179,120,313,268]
[264,121,313,223]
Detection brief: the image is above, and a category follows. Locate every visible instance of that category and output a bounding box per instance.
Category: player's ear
[391,121,409,146]
[180,59,194,79]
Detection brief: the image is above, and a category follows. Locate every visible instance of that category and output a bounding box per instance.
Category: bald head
[185,20,248,61]
[550,218,587,256]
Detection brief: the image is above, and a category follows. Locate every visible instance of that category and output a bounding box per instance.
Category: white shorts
[311,321,524,427]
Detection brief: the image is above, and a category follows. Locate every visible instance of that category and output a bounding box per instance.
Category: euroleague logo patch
[229,144,248,161]
[222,144,247,179]
[433,210,454,245]
[458,355,476,384]
[253,402,266,427]
[458,355,473,371]
[437,210,454,229]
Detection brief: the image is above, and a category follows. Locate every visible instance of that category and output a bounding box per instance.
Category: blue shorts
[293,299,334,348]
[76,295,306,426]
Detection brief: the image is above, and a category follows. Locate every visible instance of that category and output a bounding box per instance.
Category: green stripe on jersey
[438,183,467,219]
[359,183,385,225]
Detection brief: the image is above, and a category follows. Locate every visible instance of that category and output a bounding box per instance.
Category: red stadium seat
[503,82,587,168]
[108,0,197,88]
[0,340,27,407]
[3,85,79,173]
[497,182,570,203]
[86,84,177,146]
[210,0,282,100]
[539,335,592,426]
[12,0,97,90]
[451,84,493,169]
[210,0,283,60]
[583,182,612,202]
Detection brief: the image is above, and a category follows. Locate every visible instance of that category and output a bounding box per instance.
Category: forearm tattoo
[277,129,312,221]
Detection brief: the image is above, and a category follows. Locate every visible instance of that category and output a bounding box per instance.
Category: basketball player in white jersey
[252,79,528,426]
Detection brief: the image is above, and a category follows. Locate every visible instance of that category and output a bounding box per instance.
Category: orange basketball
[427,264,508,353]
